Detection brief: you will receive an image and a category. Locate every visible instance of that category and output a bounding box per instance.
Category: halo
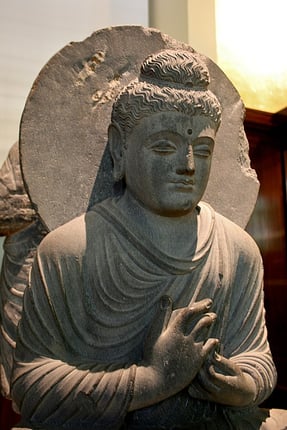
[20,26,258,231]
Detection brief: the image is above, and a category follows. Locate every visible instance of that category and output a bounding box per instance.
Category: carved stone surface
[0,144,46,398]
[3,27,287,429]
[20,26,258,232]
[0,143,36,236]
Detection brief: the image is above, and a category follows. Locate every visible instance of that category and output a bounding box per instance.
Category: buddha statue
[8,46,287,429]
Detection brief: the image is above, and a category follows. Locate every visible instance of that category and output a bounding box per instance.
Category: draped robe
[11,199,276,429]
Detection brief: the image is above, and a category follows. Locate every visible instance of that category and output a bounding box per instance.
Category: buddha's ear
[108,122,126,182]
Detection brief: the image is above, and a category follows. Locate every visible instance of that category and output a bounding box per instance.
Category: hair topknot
[111,49,221,143]
[140,49,210,90]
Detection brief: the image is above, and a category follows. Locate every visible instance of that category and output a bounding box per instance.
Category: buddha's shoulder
[214,209,261,262]
[37,208,104,259]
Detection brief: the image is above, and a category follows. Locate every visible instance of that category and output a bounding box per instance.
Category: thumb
[145,295,173,348]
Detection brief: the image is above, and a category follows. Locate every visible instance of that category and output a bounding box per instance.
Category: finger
[171,299,213,333]
[191,352,225,395]
[189,312,217,339]
[202,338,219,358]
[203,359,240,390]
[146,295,173,346]
[188,361,220,399]
[206,364,234,390]
[196,364,221,393]
[203,338,219,363]
[211,353,240,377]
[189,298,213,314]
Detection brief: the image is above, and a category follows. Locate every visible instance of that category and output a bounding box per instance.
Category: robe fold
[11,198,276,429]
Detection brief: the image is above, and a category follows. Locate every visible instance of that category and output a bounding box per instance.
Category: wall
[149,0,217,61]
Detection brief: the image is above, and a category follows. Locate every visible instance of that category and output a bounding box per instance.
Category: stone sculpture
[0,26,286,429]
[0,143,46,399]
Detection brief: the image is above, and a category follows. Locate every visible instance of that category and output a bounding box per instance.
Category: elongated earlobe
[108,123,125,182]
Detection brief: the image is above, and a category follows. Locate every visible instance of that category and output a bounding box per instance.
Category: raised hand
[130,296,218,411]
[188,351,257,407]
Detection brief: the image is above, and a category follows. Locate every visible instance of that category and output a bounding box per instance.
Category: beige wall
[149,0,217,60]
[149,0,189,43]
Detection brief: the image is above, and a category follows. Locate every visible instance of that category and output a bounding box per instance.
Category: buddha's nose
[176,145,195,174]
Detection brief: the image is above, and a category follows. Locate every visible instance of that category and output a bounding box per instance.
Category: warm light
[215,0,287,112]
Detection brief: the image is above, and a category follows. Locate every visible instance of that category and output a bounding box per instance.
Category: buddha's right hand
[143,296,218,398]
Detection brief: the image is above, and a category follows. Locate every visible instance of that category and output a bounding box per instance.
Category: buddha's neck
[117,191,198,258]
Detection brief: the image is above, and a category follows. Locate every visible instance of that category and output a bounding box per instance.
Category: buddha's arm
[11,282,137,426]
[189,242,276,407]
[12,355,137,427]
[10,241,136,427]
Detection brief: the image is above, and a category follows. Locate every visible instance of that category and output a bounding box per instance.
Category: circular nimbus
[20,25,258,231]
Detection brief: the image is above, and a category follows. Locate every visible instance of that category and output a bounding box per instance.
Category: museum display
[0,26,286,429]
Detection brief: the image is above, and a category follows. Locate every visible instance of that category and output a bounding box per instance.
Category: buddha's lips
[170,178,195,186]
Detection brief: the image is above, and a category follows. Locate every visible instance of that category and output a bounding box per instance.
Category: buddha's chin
[151,198,199,218]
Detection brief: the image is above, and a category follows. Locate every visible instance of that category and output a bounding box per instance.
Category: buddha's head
[109,49,222,217]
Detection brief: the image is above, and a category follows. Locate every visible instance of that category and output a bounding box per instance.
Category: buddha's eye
[193,145,211,157]
[149,140,177,154]
[193,138,214,157]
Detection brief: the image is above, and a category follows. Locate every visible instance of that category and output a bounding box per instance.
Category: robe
[0,220,45,398]
[11,198,277,429]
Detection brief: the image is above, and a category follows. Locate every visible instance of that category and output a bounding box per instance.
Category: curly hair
[111,49,221,143]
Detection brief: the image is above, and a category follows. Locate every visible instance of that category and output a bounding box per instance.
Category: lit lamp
[215,0,287,113]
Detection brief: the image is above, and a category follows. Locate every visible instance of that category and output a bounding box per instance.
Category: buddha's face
[122,111,217,217]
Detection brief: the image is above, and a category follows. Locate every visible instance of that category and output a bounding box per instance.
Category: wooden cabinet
[245,108,287,407]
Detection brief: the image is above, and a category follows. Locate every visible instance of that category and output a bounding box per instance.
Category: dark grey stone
[20,26,258,232]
